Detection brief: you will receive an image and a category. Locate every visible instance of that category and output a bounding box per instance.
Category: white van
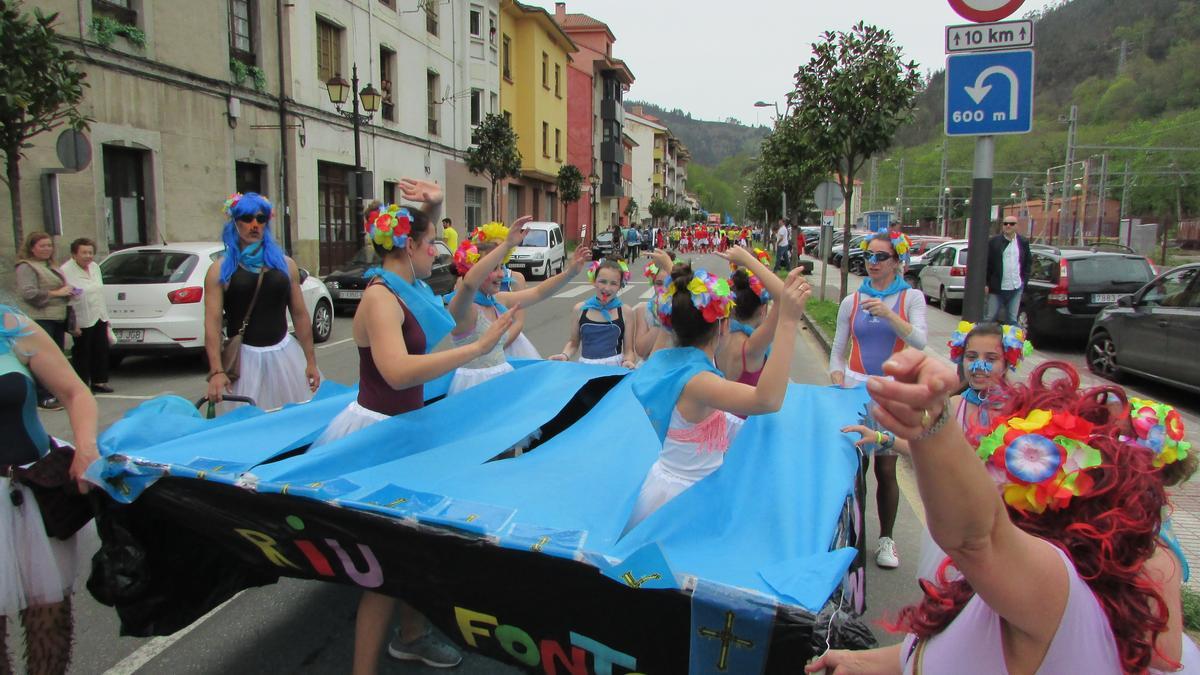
[507,221,567,279]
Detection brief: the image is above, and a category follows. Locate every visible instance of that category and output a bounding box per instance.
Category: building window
[380,46,396,121]
[92,0,137,26]
[470,88,483,126]
[554,64,561,98]
[378,0,395,8]
[427,70,440,136]
[503,110,511,126]
[502,35,512,80]
[229,0,255,66]
[554,128,561,161]
[490,92,498,114]
[102,145,148,249]
[542,52,549,89]
[469,5,482,38]
[542,122,549,158]
[383,180,398,205]
[425,0,438,36]
[316,18,342,83]
[465,186,485,231]
[235,161,266,195]
[545,192,557,222]
[507,185,523,224]
[488,12,498,45]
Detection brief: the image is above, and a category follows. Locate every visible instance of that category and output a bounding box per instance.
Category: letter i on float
[235,516,384,588]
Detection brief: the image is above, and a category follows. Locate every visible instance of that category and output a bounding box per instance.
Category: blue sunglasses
[867,252,895,264]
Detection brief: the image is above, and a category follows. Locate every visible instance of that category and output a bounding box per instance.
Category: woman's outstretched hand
[866,349,959,441]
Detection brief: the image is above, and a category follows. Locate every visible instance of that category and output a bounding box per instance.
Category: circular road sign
[55,129,92,171]
[947,0,1025,23]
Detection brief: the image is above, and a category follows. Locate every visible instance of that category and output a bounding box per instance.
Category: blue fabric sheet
[96,359,869,611]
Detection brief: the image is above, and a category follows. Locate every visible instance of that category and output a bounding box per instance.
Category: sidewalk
[804,258,1200,589]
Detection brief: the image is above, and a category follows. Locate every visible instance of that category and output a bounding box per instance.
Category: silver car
[917,241,970,313]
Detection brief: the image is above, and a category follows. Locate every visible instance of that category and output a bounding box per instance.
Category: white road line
[552,285,596,299]
[316,337,355,350]
[637,288,656,300]
[103,591,245,675]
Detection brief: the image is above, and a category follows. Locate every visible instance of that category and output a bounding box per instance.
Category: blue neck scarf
[0,305,32,357]
[500,268,514,292]
[363,267,456,351]
[238,241,265,273]
[581,293,623,322]
[445,290,508,314]
[858,276,910,299]
[729,319,754,338]
[963,387,987,407]
[630,347,722,444]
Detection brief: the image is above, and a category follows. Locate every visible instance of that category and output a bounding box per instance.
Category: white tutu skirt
[579,354,626,367]
[504,333,541,360]
[311,401,390,448]
[448,362,514,395]
[222,334,314,413]
[1,476,100,615]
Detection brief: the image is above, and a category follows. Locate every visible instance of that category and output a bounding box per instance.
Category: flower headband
[588,259,631,284]
[976,408,1103,513]
[1128,397,1190,468]
[651,268,734,328]
[643,261,660,280]
[453,240,481,275]
[753,248,771,265]
[948,321,1033,372]
[469,222,513,265]
[728,269,770,303]
[223,193,243,217]
[859,232,910,257]
[364,204,414,251]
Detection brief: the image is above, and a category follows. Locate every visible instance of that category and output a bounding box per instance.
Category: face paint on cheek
[426,244,437,257]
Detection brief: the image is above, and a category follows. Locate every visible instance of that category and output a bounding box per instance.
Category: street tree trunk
[6,151,22,256]
[840,179,854,300]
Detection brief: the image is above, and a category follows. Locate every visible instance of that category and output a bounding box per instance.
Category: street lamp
[589,172,600,240]
[1073,182,1084,242]
[326,63,382,221]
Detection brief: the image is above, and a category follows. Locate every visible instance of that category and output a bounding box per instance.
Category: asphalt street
[19,252,950,673]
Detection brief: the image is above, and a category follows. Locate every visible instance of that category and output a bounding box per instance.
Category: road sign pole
[963,135,994,322]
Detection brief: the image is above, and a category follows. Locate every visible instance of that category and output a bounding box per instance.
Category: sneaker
[38,397,64,411]
[387,627,463,668]
[876,536,900,569]
[91,383,115,394]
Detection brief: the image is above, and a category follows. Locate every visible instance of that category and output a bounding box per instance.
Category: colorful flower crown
[858,232,910,256]
[643,261,660,280]
[1128,397,1191,468]
[728,269,770,303]
[223,193,243,217]
[753,247,771,265]
[364,204,413,251]
[948,321,1033,372]
[977,409,1103,514]
[468,222,513,265]
[453,240,481,275]
[588,259,631,284]
[651,268,734,328]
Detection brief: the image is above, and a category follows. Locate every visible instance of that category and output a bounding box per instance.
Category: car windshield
[1070,257,1154,285]
[596,232,613,243]
[521,230,549,247]
[99,250,198,284]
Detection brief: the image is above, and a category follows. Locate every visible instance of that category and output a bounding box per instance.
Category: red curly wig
[890,361,1170,672]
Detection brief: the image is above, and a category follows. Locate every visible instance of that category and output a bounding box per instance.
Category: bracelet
[558,352,569,360]
[913,403,951,442]
[875,430,884,445]
[205,370,225,382]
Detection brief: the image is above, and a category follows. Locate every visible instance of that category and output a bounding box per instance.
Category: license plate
[114,329,144,343]
[1091,293,1123,304]
[339,290,363,300]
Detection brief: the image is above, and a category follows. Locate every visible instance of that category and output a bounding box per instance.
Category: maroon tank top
[733,341,764,420]
[357,281,427,416]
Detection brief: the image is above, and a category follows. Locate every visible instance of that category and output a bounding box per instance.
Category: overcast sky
[535,0,1061,124]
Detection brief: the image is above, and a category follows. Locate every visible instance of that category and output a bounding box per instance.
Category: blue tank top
[0,315,50,466]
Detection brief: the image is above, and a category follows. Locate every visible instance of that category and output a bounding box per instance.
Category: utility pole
[963,135,994,322]
[938,142,948,236]
[1096,154,1108,239]
[1058,105,1078,245]
[1043,168,1053,244]
[1079,157,1091,245]
[1120,160,1132,246]
[896,158,906,221]
[868,157,878,211]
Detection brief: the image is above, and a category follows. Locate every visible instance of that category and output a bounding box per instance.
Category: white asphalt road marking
[103,591,245,675]
[552,285,596,298]
[317,337,355,350]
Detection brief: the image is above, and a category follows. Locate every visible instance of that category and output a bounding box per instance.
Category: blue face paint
[968,360,994,375]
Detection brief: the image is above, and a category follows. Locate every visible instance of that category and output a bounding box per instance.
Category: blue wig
[219,192,289,284]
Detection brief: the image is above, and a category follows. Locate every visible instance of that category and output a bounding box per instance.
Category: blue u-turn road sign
[944,49,1035,136]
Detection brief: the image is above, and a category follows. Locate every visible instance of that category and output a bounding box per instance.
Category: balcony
[600,99,623,121]
[653,147,663,160]
[600,140,622,164]
[652,174,662,186]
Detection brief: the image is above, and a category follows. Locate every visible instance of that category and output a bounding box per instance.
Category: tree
[624,197,638,223]
[648,197,673,229]
[0,1,89,253]
[556,163,582,225]
[675,205,692,223]
[465,113,522,219]
[787,22,920,297]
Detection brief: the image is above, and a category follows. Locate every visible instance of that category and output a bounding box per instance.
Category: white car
[917,240,970,313]
[100,242,333,365]
[507,221,567,279]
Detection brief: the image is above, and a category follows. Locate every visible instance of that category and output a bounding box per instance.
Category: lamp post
[1073,182,1083,244]
[589,172,600,240]
[326,63,382,220]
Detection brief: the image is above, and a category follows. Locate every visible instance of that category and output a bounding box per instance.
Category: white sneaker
[876,537,900,569]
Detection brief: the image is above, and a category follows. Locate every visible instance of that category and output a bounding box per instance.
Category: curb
[803,313,832,357]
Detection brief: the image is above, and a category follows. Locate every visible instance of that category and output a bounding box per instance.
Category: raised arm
[497,245,591,308]
[867,351,1069,646]
[397,178,444,227]
[448,217,532,331]
[827,295,854,384]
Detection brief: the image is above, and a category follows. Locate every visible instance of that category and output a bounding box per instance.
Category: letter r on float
[455,607,498,647]
[234,529,301,570]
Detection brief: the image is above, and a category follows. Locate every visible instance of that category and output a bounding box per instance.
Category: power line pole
[1058,105,1078,245]
[938,142,948,236]
[1096,153,1108,238]
[1120,160,1132,247]
[1043,168,1053,243]
[896,158,906,221]
[868,157,878,211]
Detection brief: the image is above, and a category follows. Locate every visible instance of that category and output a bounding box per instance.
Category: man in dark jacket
[984,216,1033,323]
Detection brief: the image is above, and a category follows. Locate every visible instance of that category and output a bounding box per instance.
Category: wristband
[875,430,884,445]
[206,370,225,382]
[913,403,951,442]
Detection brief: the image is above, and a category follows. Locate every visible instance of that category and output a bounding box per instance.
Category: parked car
[324,240,456,314]
[591,231,616,261]
[508,221,567,278]
[830,234,870,268]
[917,240,971,313]
[101,242,334,365]
[1019,247,1157,344]
[1086,263,1200,393]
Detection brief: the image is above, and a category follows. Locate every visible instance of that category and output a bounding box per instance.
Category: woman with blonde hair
[14,232,75,410]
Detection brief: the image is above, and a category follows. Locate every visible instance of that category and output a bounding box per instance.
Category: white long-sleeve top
[60,259,110,329]
[828,288,927,378]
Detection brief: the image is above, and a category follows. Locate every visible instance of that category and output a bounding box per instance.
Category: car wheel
[938,286,948,309]
[312,300,333,343]
[1016,308,1033,342]
[1086,331,1123,382]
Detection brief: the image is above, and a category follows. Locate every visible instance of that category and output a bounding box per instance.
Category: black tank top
[224,267,291,347]
[578,306,625,359]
